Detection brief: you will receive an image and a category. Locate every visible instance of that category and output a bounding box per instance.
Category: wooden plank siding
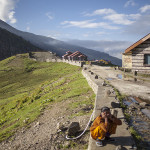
[123,34,150,72]
[131,41,150,71]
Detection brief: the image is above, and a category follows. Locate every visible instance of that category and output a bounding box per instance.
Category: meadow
[0,54,95,142]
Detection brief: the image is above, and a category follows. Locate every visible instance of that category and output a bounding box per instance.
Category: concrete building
[122,33,150,72]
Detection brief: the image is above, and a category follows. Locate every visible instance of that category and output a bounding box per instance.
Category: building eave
[124,33,150,54]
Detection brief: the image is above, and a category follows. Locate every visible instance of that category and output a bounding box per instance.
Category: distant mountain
[0,27,45,61]
[0,19,122,66]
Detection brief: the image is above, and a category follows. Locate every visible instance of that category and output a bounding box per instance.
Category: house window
[144,54,150,65]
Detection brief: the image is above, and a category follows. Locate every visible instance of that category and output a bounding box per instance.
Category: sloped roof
[124,33,150,53]
[66,51,72,53]
[69,51,81,57]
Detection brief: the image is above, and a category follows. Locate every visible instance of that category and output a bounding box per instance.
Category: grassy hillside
[0,54,95,142]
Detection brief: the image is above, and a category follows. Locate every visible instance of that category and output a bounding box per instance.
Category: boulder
[67,122,80,136]
[111,102,120,108]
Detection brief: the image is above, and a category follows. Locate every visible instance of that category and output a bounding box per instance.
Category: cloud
[26,26,30,32]
[104,14,133,25]
[46,12,54,20]
[140,5,150,13]
[66,39,132,59]
[61,20,119,29]
[124,14,150,35]
[85,8,140,25]
[86,8,116,16]
[0,0,18,24]
[124,0,136,7]
[123,5,150,36]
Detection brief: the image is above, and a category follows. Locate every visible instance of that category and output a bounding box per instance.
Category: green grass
[0,54,95,142]
[130,126,142,141]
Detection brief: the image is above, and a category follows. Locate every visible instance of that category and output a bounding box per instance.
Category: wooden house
[122,33,150,72]
[62,51,72,60]
[62,51,87,61]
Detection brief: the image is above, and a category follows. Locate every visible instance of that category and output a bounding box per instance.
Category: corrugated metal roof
[124,33,150,53]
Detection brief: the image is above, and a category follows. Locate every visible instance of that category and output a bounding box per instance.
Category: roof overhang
[124,33,150,54]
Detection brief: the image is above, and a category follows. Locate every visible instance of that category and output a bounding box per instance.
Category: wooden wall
[132,39,150,72]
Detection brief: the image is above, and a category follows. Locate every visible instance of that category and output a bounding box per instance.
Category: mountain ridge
[0,27,46,61]
[0,19,122,66]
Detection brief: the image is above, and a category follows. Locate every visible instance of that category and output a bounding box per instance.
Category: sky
[0,0,150,58]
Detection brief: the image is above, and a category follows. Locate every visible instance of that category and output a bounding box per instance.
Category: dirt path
[0,99,91,150]
[90,65,150,101]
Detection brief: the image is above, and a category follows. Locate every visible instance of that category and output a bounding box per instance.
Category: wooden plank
[132,59,144,60]
[137,44,150,48]
[132,61,144,64]
[132,66,150,70]
[132,63,144,67]
[132,55,143,57]
[132,49,150,52]
[132,56,144,59]
[133,47,150,49]
[132,59,143,61]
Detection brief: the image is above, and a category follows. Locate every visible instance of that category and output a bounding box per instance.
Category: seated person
[90,106,122,147]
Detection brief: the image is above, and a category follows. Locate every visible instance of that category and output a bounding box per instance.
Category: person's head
[101,106,111,118]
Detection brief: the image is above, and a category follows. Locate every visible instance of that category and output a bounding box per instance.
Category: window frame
[144,54,150,66]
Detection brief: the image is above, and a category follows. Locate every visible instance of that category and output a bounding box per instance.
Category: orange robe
[90,115,122,140]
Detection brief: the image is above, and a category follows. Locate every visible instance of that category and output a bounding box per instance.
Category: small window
[144,54,150,65]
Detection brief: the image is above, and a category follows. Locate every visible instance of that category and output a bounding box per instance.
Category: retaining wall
[82,70,99,94]
[63,60,85,67]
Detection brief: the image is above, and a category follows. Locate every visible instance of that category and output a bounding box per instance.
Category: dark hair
[101,106,110,112]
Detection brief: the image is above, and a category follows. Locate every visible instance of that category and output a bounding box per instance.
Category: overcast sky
[0,0,150,58]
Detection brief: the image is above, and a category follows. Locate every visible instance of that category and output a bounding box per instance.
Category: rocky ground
[123,98,150,149]
[0,98,93,150]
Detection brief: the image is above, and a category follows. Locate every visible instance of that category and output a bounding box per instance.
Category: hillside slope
[0,27,45,61]
[0,54,95,148]
[0,19,122,66]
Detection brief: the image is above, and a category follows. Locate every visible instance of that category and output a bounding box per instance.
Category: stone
[111,102,120,108]
[111,109,118,117]
[63,141,70,148]
[116,145,122,150]
[56,122,67,131]
[105,90,111,97]
[34,122,40,127]
[95,75,98,79]
[139,102,148,108]
[67,122,80,136]
[129,103,140,109]
[102,81,107,86]
[82,104,93,111]
[23,118,29,123]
